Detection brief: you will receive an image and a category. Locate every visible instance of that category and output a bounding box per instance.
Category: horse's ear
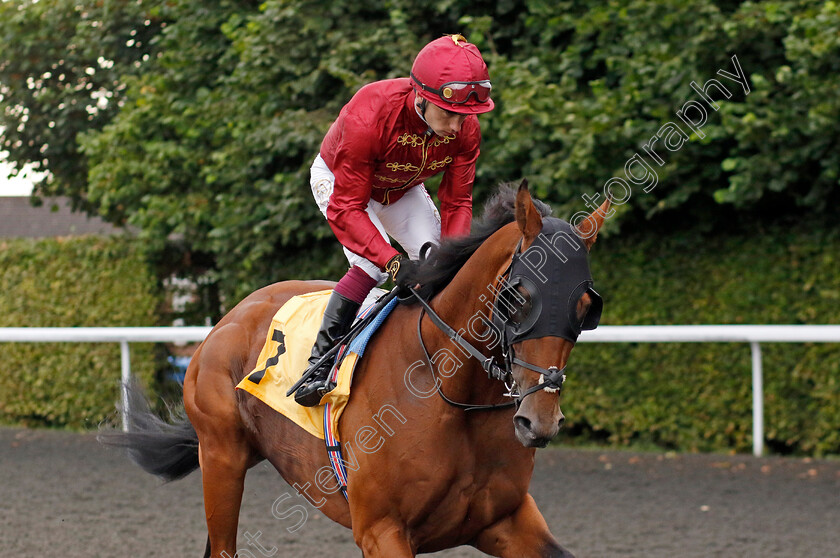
[574,199,611,251]
[515,179,542,245]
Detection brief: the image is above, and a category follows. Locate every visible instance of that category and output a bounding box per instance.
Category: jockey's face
[420,97,468,137]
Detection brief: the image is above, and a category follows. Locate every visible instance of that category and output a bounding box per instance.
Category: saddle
[235,288,397,439]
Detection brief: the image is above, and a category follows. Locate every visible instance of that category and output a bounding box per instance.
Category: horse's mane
[410,183,552,301]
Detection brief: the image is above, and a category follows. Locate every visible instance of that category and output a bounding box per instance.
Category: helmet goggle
[410,72,492,105]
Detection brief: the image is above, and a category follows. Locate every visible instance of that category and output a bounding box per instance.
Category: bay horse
[102,181,609,557]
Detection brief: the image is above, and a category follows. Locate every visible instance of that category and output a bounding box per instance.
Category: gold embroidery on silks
[386,162,420,173]
[381,181,417,205]
[375,175,403,183]
[427,156,453,171]
[431,134,456,147]
[396,133,456,148]
[397,133,424,147]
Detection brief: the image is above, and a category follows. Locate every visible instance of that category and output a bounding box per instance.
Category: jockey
[294,34,495,407]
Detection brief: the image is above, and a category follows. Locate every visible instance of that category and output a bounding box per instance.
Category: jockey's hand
[385,254,420,293]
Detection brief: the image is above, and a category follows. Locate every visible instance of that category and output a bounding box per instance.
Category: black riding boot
[294,291,360,407]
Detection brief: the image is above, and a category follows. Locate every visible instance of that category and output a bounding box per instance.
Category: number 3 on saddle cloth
[235,288,398,499]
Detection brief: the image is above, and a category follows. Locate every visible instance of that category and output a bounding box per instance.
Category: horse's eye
[574,293,592,326]
[508,286,532,325]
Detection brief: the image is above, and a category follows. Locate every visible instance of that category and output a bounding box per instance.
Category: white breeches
[310,154,441,284]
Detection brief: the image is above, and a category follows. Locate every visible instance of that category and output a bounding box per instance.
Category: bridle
[408,239,568,412]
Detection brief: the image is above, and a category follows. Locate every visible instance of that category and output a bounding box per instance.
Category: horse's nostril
[514,415,532,432]
[558,416,566,428]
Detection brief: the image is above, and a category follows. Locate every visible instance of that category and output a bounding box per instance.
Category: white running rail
[580,325,840,456]
[0,327,211,433]
[2,325,839,456]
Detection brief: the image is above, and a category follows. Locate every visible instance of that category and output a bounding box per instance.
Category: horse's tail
[98,382,199,482]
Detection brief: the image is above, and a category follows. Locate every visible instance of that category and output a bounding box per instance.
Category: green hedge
[0,235,162,429]
[561,219,840,456]
[1,225,836,456]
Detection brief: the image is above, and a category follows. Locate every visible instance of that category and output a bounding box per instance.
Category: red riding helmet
[410,34,495,115]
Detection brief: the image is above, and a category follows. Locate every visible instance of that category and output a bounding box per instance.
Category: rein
[414,302,515,412]
[407,246,568,412]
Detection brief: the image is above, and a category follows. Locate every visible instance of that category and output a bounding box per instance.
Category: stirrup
[294,376,335,407]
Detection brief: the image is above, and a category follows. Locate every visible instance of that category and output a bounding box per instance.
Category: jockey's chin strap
[414,98,436,137]
[408,283,567,413]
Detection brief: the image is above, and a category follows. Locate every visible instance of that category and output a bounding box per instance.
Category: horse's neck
[424,227,520,405]
[434,225,519,329]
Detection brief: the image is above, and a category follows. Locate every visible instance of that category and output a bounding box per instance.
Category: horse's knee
[475,535,572,558]
[472,494,572,558]
[355,521,414,558]
[541,540,575,558]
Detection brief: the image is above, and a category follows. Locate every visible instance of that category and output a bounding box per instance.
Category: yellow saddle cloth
[235,289,370,439]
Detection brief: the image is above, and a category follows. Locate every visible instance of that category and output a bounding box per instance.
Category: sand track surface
[1,426,838,557]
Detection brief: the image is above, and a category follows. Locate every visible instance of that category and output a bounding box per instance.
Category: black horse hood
[493,217,602,344]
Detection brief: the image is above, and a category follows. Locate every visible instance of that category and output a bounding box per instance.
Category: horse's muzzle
[513,413,564,448]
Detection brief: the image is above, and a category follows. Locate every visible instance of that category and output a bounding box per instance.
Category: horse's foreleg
[355,519,415,558]
[472,494,574,558]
